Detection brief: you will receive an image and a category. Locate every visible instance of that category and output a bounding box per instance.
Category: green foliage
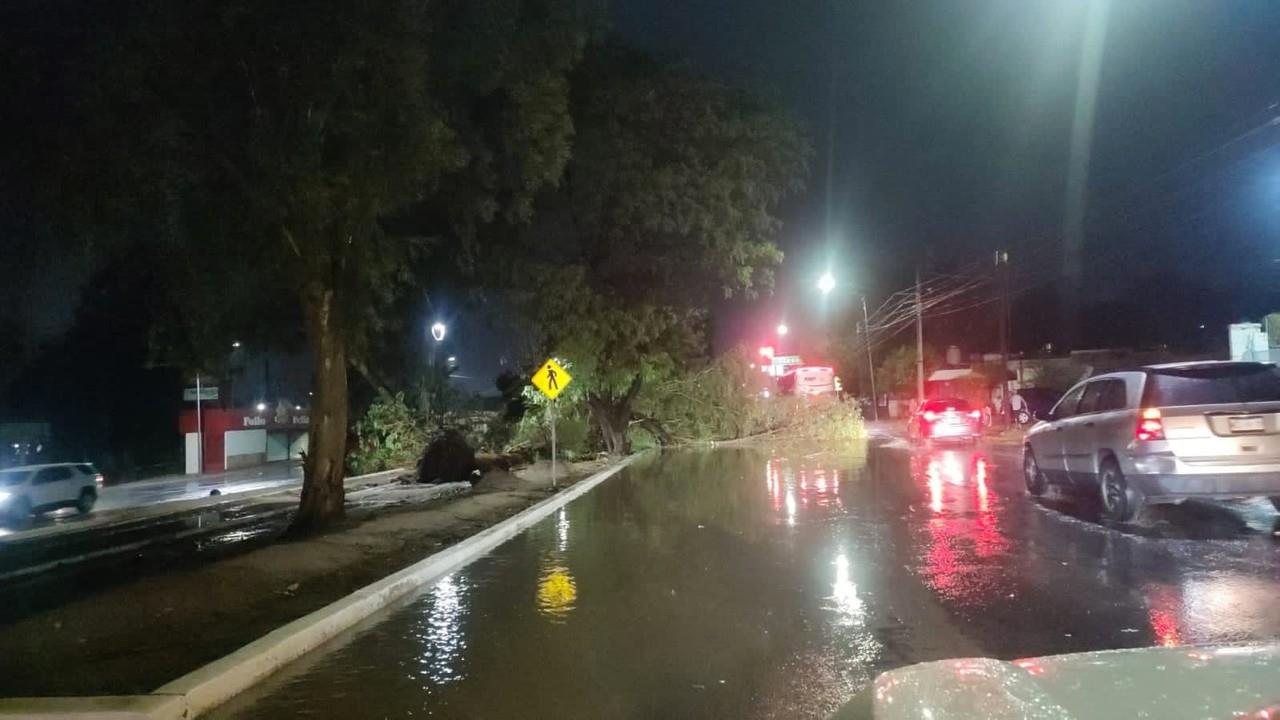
[774,397,867,443]
[408,363,467,425]
[496,44,812,452]
[735,395,866,443]
[635,347,865,445]
[877,343,942,394]
[510,395,591,459]
[347,394,428,475]
[635,346,769,441]
[628,426,660,452]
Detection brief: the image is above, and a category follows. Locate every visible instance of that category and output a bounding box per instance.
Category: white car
[0,463,103,523]
[839,643,1280,719]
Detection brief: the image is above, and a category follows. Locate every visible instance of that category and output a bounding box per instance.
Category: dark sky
[612,0,1280,354]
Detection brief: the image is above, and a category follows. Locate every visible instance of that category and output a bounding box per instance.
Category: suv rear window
[1145,364,1280,406]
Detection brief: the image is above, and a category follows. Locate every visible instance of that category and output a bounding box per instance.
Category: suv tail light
[1136,408,1165,441]
[968,410,982,420]
[94,474,104,486]
[922,411,938,422]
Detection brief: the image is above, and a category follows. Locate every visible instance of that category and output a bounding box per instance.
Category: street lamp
[776,323,789,337]
[817,271,835,295]
[818,272,879,421]
[430,322,447,342]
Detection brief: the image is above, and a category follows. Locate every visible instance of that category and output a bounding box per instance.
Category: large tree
[14,0,598,530]
[504,46,811,454]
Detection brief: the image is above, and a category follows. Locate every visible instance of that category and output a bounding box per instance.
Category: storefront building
[178,400,309,474]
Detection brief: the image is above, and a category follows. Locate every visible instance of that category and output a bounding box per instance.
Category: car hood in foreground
[870,644,1280,719]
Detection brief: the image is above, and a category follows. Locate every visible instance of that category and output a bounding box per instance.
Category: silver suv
[0,462,102,524]
[1024,361,1280,521]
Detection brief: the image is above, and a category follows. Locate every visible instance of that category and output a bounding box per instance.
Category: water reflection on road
[214,442,1280,720]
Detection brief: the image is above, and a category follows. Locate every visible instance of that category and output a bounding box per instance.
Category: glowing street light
[776,323,789,337]
[255,402,267,412]
[817,271,836,295]
[231,341,242,349]
[430,322,447,342]
[447,356,457,364]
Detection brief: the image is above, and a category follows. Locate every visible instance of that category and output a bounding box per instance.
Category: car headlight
[0,492,11,503]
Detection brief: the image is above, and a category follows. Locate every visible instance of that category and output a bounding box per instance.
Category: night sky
[613,0,1280,355]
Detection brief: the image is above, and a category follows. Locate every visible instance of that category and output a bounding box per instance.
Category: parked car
[907,398,983,444]
[0,462,103,524]
[834,643,1280,719]
[1024,361,1280,521]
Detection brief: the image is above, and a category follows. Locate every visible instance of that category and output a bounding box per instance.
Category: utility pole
[195,372,204,475]
[996,251,1011,428]
[861,295,879,421]
[915,267,925,406]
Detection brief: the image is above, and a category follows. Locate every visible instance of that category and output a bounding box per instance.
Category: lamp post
[818,271,878,421]
[429,321,447,366]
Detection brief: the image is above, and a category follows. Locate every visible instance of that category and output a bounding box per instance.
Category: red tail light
[968,410,982,420]
[923,411,938,422]
[1136,408,1165,441]
[94,474,105,486]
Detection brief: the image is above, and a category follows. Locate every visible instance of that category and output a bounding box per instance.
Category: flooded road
[214,442,1280,719]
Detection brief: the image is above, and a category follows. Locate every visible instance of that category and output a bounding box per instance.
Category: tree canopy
[11,0,601,529]
[502,45,811,453]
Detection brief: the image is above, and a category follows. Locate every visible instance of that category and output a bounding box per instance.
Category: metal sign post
[531,358,573,490]
[550,399,557,489]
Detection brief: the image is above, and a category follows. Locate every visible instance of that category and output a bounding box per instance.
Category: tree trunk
[291,283,349,534]
[588,374,643,457]
[590,397,628,456]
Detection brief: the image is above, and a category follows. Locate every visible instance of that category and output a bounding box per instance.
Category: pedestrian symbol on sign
[531,358,572,400]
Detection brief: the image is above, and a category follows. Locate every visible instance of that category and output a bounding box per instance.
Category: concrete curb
[0,456,636,719]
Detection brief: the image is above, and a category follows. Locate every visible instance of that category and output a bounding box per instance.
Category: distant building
[178,401,308,474]
[1229,322,1269,362]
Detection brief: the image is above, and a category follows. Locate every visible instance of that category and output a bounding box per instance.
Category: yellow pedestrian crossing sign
[532,358,572,400]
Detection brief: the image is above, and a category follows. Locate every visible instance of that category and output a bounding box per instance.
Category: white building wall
[224,429,267,470]
[1230,323,1269,362]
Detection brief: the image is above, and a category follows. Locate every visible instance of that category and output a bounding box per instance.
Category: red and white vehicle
[909,398,983,444]
[777,366,836,397]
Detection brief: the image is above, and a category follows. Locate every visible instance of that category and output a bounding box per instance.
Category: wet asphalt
[207,440,1280,719]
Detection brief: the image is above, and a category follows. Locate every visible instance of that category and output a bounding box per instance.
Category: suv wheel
[1099,458,1139,522]
[1023,449,1046,496]
[76,488,96,514]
